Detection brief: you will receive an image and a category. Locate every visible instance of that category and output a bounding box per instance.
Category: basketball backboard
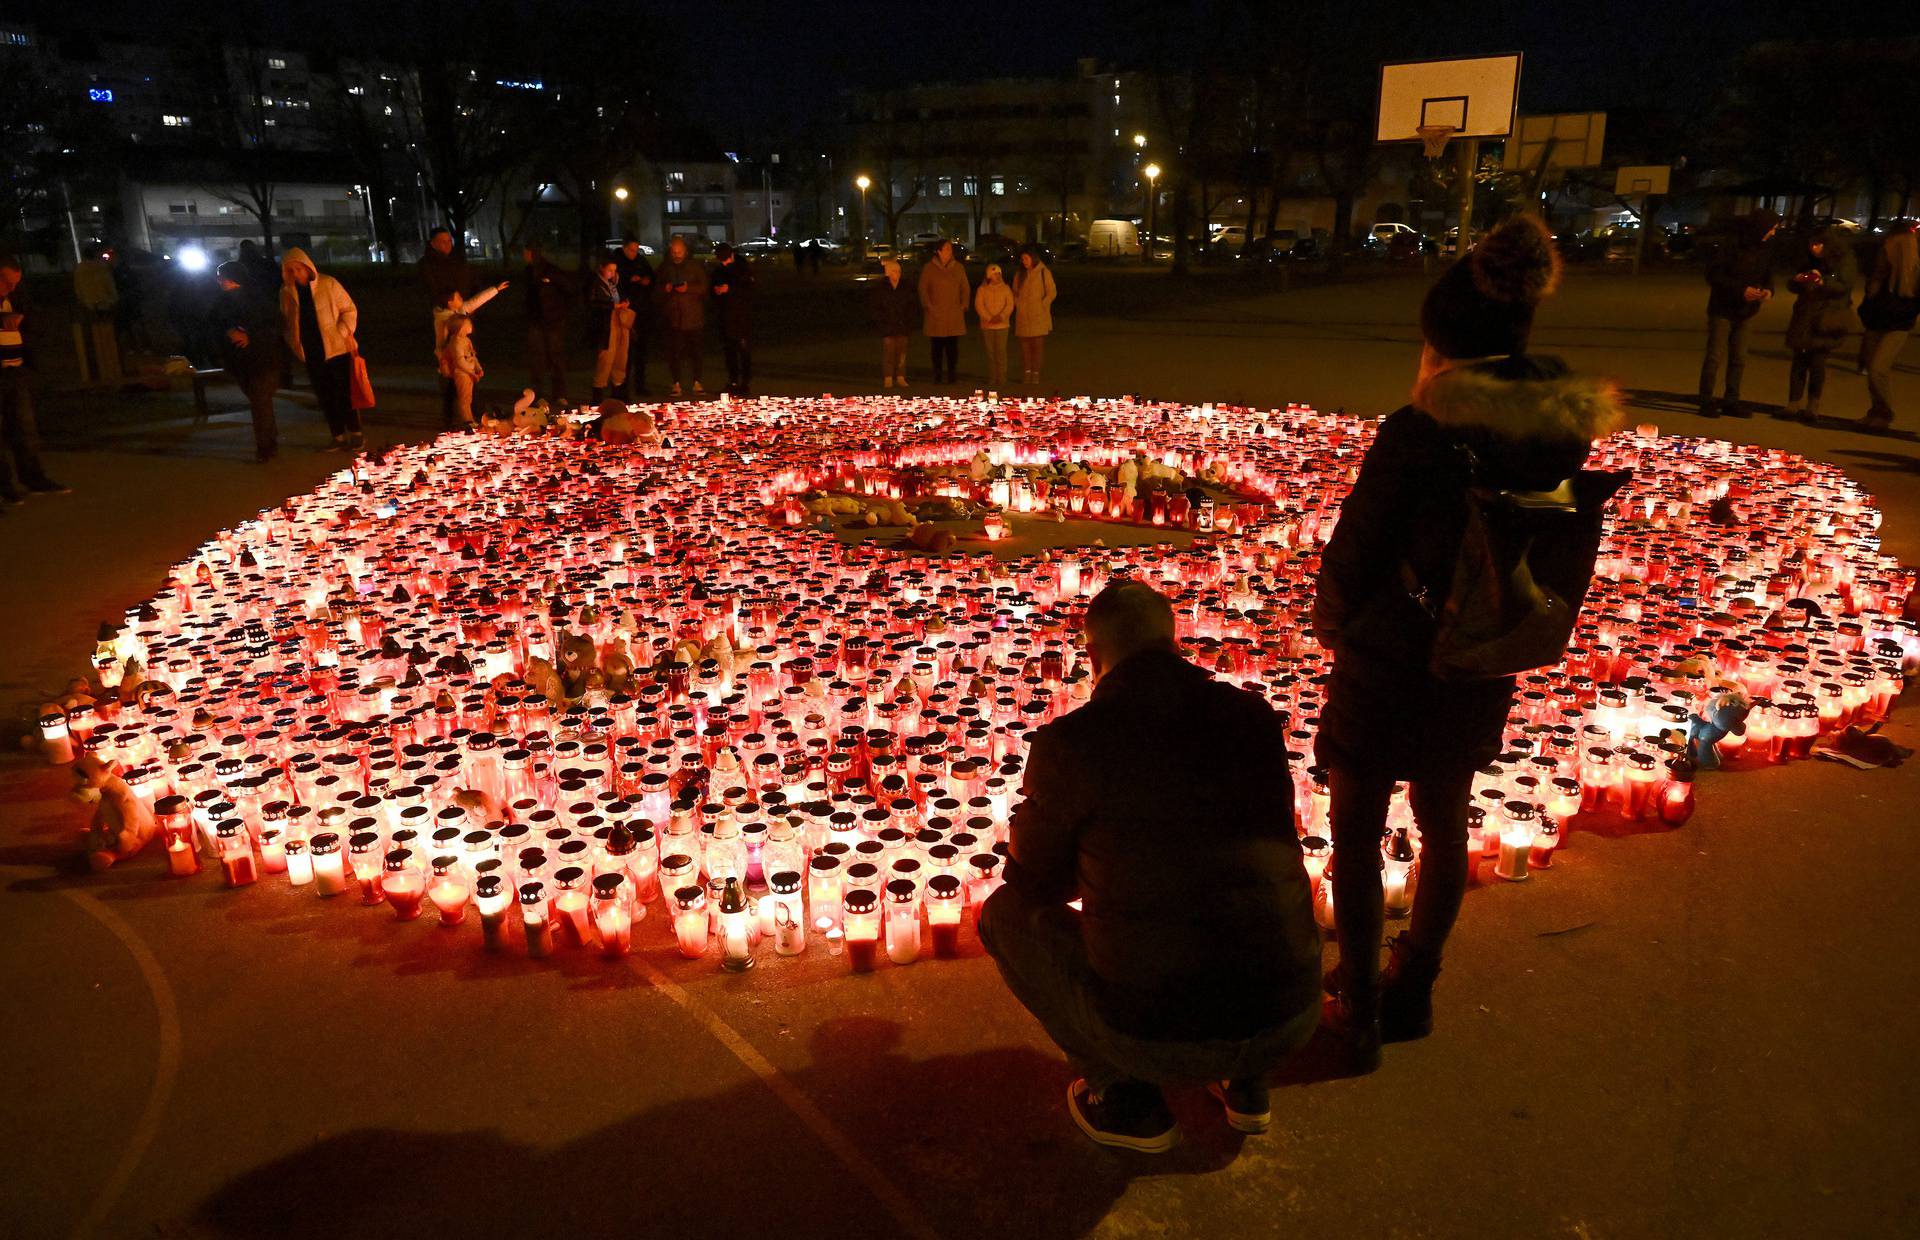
[1614,165,1671,196]
[1501,112,1607,171]
[1375,54,1523,144]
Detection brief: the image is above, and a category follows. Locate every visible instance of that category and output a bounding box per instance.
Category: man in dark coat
[613,237,655,397]
[418,229,469,307]
[979,581,1320,1153]
[0,254,70,504]
[652,236,709,397]
[709,243,755,395]
[211,261,287,462]
[521,243,574,404]
[1697,209,1778,418]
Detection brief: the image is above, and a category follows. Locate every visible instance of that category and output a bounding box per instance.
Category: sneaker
[669,383,683,398]
[1066,1080,1178,1154]
[1207,1079,1272,1134]
[25,478,71,495]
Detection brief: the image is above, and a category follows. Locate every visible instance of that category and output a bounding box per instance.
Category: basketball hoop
[1417,124,1457,160]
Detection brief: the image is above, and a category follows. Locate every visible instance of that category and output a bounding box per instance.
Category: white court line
[0,868,184,1240]
[630,957,942,1240]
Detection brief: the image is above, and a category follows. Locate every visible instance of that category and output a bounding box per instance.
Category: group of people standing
[423,229,758,419]
[873,240,1057,389]
[1698,212,1918,429]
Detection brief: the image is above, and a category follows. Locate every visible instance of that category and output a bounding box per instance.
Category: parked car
[861,242,895,271]
[1367,222,1418,247]
[733,237,781,259]
[1212,224,1249,253]
[912,237,969,262]
[808,238,852,265]
[974,233,1053,270]
[600,239,657,257]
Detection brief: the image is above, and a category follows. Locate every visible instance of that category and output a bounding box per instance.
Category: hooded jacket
[277,248,358,364]
[1785,229,1859,351]
[1005,647,1321,1042]
[974,275,1013,330]
[917,254,970,337]
[1013,261,1057,337]
[1314,355,1622,778]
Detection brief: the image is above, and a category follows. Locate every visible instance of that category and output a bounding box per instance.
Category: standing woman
[917,239,970,383]
[278,247,361,450]
[1780,227,1857,424]
[1013,247,1057,385]
[1311,216,1622,1068]
[974,263,1014,389]
[1857,220,1918,432]
[872,259,919,387]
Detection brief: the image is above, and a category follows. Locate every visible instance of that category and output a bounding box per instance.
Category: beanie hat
[1419,215,1562,360]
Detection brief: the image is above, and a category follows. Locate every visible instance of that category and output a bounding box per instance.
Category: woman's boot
[1378,932,1443,1042]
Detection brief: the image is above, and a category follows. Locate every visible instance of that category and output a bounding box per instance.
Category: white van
[1085,218,1141,258]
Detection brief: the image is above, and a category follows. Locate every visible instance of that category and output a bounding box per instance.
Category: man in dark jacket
[1697,209,1778,418]
[979,581,1320,1153]
[0,255,69,504]
[613,237,654,397]
[652,236,709,397]
[709,243,755,396]
[521,244,573,404]
[211,262,287,462]
[419,229,469,306]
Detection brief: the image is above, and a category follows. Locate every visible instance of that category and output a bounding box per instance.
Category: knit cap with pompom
[1419,214,1563,360]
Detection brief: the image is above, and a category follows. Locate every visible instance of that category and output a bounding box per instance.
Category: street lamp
[1133,132,1147,149]
[855,175,872,259]
[1142,163,1161,265]
[613,186,629,202]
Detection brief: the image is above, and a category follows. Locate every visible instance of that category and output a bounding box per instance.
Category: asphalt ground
[1,269,1916,1239]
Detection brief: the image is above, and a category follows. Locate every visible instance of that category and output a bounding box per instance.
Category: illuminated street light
[1142,164,1161,266]
[855,175,872,259]
[1133,132,1147,148]
[613,186,629,201]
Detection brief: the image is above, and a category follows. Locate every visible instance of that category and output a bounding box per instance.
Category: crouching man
[979,581,1320,1152]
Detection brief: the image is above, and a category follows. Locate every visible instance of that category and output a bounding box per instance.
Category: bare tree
[1035,107,1087,245]
[853,93,930,249]
[190,39,282,252]
[954,134,1008,244]
[317,75,401,261]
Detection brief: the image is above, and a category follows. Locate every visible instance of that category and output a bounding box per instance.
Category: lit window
[668,171,685,187]
[961,177,977,196]
[937,177,953,197]
[989,177,1005,196]
[384,105,393,116]
[347,85,365,96]
[162,114,191,127]
[666,198,684,214]
[268,57,287,69]
[264,118,277,127]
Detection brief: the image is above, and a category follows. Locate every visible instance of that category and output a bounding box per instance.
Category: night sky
[11,0,1902,143]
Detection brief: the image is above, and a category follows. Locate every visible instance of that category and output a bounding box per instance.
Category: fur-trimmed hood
[1415,356,1623,444]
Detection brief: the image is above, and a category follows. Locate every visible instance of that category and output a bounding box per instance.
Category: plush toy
[1688,687,1753,770]
[906,523,957,554]
[969,451,993,483]
[523,656,566,705]
[73,753,157,870]
[454,786,506,825]
[557,633,598,697]
[600,637,636,694]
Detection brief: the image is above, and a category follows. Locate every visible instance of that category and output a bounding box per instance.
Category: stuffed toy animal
[557,633,598,697]
[523,656,566,705]
[906,524,957,554]
[1688,687,1753,770]
[73,753,157,870]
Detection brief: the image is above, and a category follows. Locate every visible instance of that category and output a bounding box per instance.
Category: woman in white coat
[279,247,362,448]
[1013,248,1057,385]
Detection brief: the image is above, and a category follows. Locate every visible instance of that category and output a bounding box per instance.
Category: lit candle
[720,876,754,971]
[519,880,553,958]
[348,830,385,905]
[1381,828,1416,919]
[216,820,256,887]
[768,870,806,956]
[39,711,74,765]
[673,884,710,958]
[1496,803,1536,882]
[310,832,347,897]
[592,872,631,956]
[885,877,921,965]
[843,888,881,972]
[474,874,510,950]
[552,865,593,947]
[428,855,471,926]
[283,838,312,886]
[926,872,963,957]
[383,849,426,920]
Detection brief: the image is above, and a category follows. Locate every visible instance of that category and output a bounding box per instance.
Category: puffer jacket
[1013,262,1057,337]
[974,278,1014,330]
[1314,355,1623,779]
[1004,648,1320,1042]
[277,247,358,363]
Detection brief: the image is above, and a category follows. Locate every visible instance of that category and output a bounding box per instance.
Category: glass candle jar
[383,849,426,920]
[428,855,471,926]
[673,884,710,958]
[926,872,964,958]
[1529,821,1560,870]
[1658,758,1697,826]
[519,880,553,957]
[843,888,881,972]
[310,831,347,897]
[284,837,312,886]
[474,874,511,950]
[1496,804,1536,882]
[552,865,593,947]
[217,820,257,887]
[348,830,385,904]
[885,877,921,965]
[807,853,844,928]
[719,876,754,972]
[769,870,806,956]
[592,872,632,956]
[1381,827,1416,920]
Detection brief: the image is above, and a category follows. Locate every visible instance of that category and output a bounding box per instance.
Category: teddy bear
[906,523,957,555]
[73,753,157,871]
[556,633,598,698]
[523,656,567,705]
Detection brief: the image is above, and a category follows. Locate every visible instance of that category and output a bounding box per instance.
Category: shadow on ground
[190,1016,1250,1239]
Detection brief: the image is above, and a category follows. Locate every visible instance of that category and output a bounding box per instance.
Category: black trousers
[1327,765,1476,994]
[0,367,54,495]
[979,883,1316,1094]
[722,333,751,390]
[306,353,359,438]
[626,330,650,395]
[930,335,959,380]
[527,322,569,403]
[666,328,703,388]
[237,370,279,458]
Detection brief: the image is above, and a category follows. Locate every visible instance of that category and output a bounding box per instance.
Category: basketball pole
[1456,138,1478,255]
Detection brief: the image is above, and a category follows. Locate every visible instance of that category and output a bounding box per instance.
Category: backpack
[1402,446,1630,681]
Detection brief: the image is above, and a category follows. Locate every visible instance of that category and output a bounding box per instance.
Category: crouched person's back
[979,582,1319,1152]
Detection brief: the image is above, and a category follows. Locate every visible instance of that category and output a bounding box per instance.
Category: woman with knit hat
[1312,215,1624,1069]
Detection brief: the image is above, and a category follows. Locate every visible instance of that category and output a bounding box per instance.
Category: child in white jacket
[440,315,483,427]
[433,280,507,428]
